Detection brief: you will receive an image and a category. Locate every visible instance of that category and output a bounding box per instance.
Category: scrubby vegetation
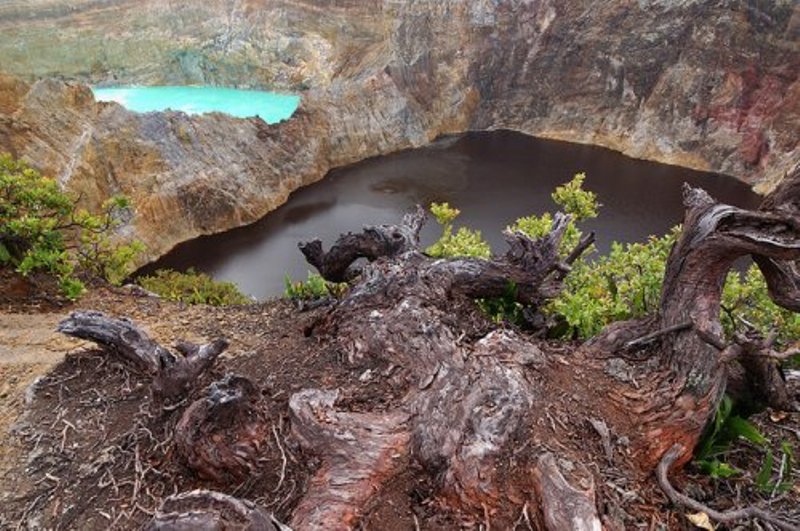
[426,202,491,259]
[284,271,347,302]
[0,153,143,299]
[138,268,250,306]
[428,173,800,352]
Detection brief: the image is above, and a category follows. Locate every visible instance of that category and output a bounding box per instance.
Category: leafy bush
[722,265,800,348]
[0,153,143,298]
[284,272,347,301]
[426,173,598,325]
[426,202,491,259]
[550,227,679,338]
[509,172,598,258]
[138,268,250,306]
[425,173,797,347]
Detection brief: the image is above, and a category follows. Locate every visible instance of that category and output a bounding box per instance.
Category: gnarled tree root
[288,389,410,530]
[58,310,228,402]
[175,374,271,482]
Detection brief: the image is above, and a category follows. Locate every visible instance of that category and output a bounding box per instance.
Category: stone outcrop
[0,0,798,262]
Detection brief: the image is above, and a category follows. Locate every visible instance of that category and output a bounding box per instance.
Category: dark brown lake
[141,131,760,299]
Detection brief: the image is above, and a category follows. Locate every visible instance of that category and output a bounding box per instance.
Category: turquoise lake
[91,86,300,122]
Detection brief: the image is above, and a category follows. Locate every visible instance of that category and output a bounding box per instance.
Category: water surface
[142,131,760,299]
[92,86,300,121]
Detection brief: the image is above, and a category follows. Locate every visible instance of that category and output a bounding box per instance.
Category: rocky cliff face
[0,0,798,262]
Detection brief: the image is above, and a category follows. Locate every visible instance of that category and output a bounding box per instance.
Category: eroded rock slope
[0,0,797,261]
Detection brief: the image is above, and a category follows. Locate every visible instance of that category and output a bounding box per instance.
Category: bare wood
[288,389,410,530]
[623,321,692,350]
[153,338,229,402]
[298,205,426,282]
[657,444,799,531]
[588,418,613,463]
[146,489,291,531]
[57,310,173,374]
[58,311,227,401]
[753,257,800,312]
[533,453,602,531]
[410,330,543,508]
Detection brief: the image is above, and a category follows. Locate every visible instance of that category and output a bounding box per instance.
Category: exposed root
[174,374,270,482]
[58,310,228,402]
[288,389,410,530]
[146,489,291,530]
[533,453,602,531]
[657,444,799,531]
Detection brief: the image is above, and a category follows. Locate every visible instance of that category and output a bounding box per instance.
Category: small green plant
[755,441,795,494]
[284,272,347,301]
[476,281,525,325]
[426,202,491,259]
[509,172,599,258]
[694,395,780,482]
[694,396,796,493]
[722,264,800,351]
[138,268,250,306]
[0,153,143,298]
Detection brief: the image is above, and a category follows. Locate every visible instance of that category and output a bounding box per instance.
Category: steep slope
[0,0,798,262]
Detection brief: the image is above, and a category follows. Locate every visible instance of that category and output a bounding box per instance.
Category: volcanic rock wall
[0,0,797,262]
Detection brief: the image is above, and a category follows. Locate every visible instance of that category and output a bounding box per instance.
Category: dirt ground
[0,274,798,530]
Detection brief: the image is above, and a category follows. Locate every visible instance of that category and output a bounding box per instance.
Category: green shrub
[722,265,800,349]
[427,173,598,325]
[0,153,143,298]
[284,272,347,301]
[509,172,599,258]
[426,202,491,259]
[549,227,679,338]
[424,173,796,346]
[138,268,250,306]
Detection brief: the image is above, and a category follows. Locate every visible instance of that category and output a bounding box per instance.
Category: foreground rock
[1,1,799,262]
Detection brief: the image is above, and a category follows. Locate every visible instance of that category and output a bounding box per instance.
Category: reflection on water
[140,131,760,299]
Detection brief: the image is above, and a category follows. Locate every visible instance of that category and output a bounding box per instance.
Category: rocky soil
[0,1,798,264]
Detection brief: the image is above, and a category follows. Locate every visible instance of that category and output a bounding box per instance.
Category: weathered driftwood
[146,489,291,531]
[58,310,228,402]
[298,205,426,282]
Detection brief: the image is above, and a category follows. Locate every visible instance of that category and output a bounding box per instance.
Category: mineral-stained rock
[0,1,797,262]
